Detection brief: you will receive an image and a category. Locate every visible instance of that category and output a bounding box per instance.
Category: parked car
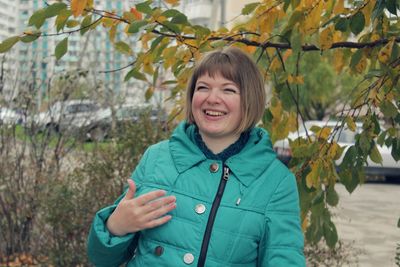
[273,120,400,179]
[0,107,25,126]
[114,104,168,129]
[28,100,111,141]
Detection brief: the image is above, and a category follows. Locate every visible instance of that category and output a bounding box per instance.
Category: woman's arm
[258,174,306,267]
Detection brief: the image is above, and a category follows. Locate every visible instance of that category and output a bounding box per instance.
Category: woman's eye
[196,86,208,91]
[224,88,238,94]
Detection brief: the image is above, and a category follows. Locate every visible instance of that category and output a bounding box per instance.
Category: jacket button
[183,253,194,264]
[154,245,164,256]
[209,163,219,173]
[195,204,206,214]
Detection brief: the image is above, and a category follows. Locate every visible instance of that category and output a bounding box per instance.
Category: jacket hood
[169,122,277,187]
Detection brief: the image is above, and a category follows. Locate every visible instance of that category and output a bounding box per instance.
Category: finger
[143,195,176,213]
[145,214,173,229]
[135,189,167,206]
[144,202,176,222]
[124,179,136,200]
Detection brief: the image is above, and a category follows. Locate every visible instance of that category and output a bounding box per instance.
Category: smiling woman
[87,47,305,267]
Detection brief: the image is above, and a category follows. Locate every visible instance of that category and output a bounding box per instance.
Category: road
[333,182,400,267]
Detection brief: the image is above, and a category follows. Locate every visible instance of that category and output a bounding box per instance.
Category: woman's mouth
[204,110,226,116]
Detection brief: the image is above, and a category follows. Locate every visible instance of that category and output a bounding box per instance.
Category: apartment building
[0,0,18,101]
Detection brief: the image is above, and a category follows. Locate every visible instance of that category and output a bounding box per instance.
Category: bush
[0,112,170,266]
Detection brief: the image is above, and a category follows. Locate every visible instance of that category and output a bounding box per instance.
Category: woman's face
[192,72,242,144]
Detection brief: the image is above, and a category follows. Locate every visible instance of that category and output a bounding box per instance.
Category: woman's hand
[106,179,176,236]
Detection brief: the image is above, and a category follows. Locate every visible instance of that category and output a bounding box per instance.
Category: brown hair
[185,46,266,133]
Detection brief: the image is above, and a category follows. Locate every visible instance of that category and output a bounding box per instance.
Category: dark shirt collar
[193,126,250,162]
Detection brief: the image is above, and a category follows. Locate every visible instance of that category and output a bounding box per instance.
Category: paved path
[333,182,400,267]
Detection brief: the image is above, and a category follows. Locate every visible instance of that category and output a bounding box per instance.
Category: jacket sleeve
[86,148,150,267]
[258,173,305,267]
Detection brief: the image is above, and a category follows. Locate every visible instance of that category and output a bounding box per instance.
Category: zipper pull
[236,198,241,206]
[222,167,229,180]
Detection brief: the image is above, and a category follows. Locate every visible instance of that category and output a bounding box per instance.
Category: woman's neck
[200,133,241,154]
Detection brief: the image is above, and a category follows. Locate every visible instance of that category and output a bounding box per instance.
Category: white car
[28,100,111,141]
[0,107,24,125]
[273,120,400,179]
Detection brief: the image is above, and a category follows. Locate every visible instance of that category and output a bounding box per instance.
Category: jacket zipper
[197,165,230,267]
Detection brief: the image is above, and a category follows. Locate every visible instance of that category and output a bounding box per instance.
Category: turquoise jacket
[87,122,305,266]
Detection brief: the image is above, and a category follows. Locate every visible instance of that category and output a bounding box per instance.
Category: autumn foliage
[1,0,399,252]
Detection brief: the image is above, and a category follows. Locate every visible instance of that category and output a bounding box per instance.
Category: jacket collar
[169,122,277,187]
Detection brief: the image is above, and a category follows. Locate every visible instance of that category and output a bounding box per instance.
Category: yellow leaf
[109,25,117,43]
[141,32,156,50]
[303,1,324,34]
[328,142,340,159]
[362,0,374,27]
[244,45,257,54]
[306,161,320,188]
[332,30,342,43]
[287,112,298,133]
[333,50,344,73]
[333,0,346,14]
[345,116,356,131]
[320,26,333,50]
[302,216,309,232]
[371,33,380,42]
[355,56,367,73]
[378,39,394,64]
[87,0,94,8]
[318,127,331,140]
[71,0,87,17]
[164,0,179,5]
[143,62,154,75]
[288,74,304,85]
[101,17,114,28]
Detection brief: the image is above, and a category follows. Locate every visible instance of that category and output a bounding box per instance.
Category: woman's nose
[206,89,221,104]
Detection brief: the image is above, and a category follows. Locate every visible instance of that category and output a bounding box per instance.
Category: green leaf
[290,29,302,54]
[127,20,147,33]
[162,9,181,18]
[377,131,387,146]
[311,190,324,205]
[380,100,398,118]
[392,138,400,161]
[397,217,400,228]
[335,17,348,32]
[80,15,92,35]
[145,86,154,100]
[56,9,72,32]
[124,68,147,82]
[326,187,339,206]
[0,36,20,53]
[242,2,260,15]
[323,220,338,248]
[28,8,47,29]
[370,144,383,164]
[66,20,80,28]
[150,36,164,51]
[136,1,153,15]
[162,21,181,33]
[350,11,365,35]
[193,25,211,39]
[171,13,188,24]
[365,69,385,78]
[55,37,68,60]
[385,0,398,15]
[153,66,159,86]
[350,49,363,69]
[45,2,67,18]
[115,41,132,55]
[359,132,372,154]
[20,32,41,43]
[372,0,385,21]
